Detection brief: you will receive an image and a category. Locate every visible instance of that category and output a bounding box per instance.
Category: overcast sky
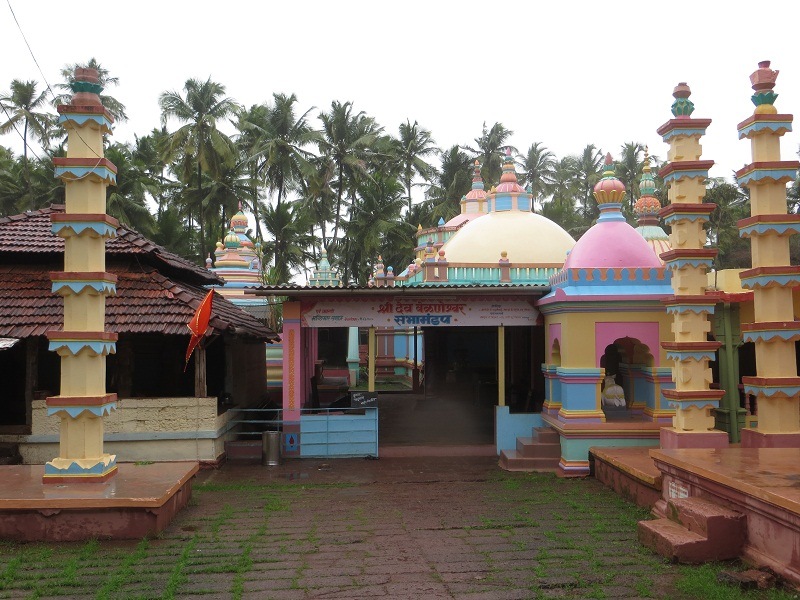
[3,0,800,186]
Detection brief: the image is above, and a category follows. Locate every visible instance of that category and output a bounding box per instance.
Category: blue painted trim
[51,280,116,296]
[494,196,512,211]
[740,274,800,289]
[736,168,797,186]
[666,304,716,315]
[663,213,709,226]
[664,258,714,270]
[44,456,117,476]
[48,340,116,356]
[740,222,800,237]
[662,169,709,184]
[52,221,117,238]
[54,165,117,184]
[47,402,116,418]
[744,384,800,398]
[743,329,800,343]
[661,127,708,142]
[737,120,793,138]
[667,351,717,362]
[664,399,721,410]
[58,112,114,130]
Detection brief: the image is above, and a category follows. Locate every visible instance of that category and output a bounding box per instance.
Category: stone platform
[590,446,662,508]
[650,448,800,587]
[0,461,198,541]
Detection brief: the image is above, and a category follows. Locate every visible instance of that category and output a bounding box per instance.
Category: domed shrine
[534,153,675,476]
[207,204,265,316]
[389,149,576,286]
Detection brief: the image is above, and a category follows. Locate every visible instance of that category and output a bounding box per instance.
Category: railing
[229,406,379,458]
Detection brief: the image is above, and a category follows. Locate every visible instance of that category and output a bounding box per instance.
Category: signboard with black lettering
[351,391,378,408]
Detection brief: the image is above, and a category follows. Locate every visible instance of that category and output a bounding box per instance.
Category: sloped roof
[0,262,275,340]
[0,205,221,286]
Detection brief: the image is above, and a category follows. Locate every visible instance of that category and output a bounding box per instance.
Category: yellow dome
[443,211,575,266]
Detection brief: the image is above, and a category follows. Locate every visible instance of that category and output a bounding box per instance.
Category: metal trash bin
[262,430,281,466]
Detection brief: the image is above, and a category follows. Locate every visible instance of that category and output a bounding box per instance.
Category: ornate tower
[736,61,800,447]
[633,150,672,264]
[45,68,119,482]
[657,83,728,448]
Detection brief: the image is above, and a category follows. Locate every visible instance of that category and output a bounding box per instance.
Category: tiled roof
[0,262,276,341]
[0,205,222,286]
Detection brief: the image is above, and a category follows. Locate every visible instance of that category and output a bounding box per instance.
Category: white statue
[602,374,626,408]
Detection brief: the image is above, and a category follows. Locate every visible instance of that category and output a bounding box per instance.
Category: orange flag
[185,290,214,371]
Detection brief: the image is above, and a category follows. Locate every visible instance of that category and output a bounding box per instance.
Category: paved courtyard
[0,455,753,599]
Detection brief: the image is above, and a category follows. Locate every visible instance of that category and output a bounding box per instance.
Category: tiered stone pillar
[657,83,727,449]
[736,61,800,447]
[45,68,119,482]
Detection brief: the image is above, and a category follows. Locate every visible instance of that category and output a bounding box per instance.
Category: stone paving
[0,455,692,599]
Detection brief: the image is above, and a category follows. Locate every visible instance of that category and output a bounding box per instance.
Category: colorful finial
[593,153,626,208]
[638,148,656,197]
[70,68,104,106]
[671,82,694,118]
[750,60,779,114]
[499,150,518,184]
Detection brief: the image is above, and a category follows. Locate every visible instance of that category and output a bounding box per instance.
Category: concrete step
[533,426,559,444]
[668,497,745,545]
[498,450,559,472]
[516,437,561,459]
[639,497,746,563]
[638,518,711,563]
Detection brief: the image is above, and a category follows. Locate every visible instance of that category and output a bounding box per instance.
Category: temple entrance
[600,337,654,420]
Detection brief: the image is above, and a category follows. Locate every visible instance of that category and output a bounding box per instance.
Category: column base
[43,454,117,484]
[741,428,800,448]
[660,428,729,450]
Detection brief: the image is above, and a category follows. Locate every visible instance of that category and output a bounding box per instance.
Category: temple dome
[443,210,575,265]
[563,154,661,270]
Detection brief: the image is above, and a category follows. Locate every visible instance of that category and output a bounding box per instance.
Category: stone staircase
[499,426,560,472]
[638,496,746,563]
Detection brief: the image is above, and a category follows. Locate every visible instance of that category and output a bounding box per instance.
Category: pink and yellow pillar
[657,83,727,449]
[736,61,800,447]
[45,68,119,482]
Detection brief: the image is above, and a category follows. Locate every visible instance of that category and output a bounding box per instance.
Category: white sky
[3,0,800,186]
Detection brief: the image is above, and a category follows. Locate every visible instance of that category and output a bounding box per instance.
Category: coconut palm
[104,142,157,235]
[519,142,555,211]
[705,178,751,269]
[393,120,438,213]
[159,78,238,261]
[339,173,410,285]
[425,145,472,223]
[616,142,646,217]
[260,199,315,284]
[317,100,382,245]
[296,156,336,254]
[54,58,128,123]
[245,93,317,211]
[0,79,54,208]
[463,122,515,186]
[572,144,604,224]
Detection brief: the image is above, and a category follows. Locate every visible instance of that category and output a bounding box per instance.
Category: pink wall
[595,322,660,367]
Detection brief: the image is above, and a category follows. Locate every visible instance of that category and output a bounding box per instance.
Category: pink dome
[563,220,663,269]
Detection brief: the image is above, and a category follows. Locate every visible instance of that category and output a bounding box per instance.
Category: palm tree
[104,142,157,235]
[425,145,472,223]
[0,79,54,208]
[54,58,128,122]
[240,93,316,212]
[133,128,170,217]
[616,142,646,217]
[543,157,584,237]
[393,120,438,213]
[340,173,410,285]
[159,78,238,261]
[296,156,336,254]
[260,200,315,284]
[317,100,382,246]
[705,178,751,269]
[463,122,515,186]
[572,144,604,224]
[519,142,555,211]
